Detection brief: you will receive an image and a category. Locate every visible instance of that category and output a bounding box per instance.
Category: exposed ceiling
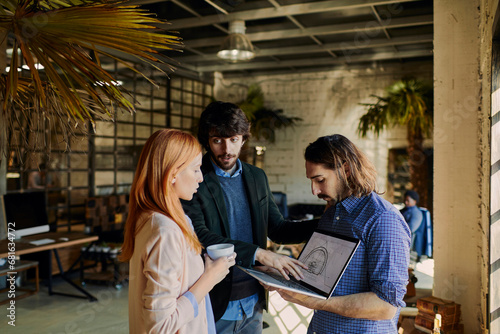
[130,0,434,78]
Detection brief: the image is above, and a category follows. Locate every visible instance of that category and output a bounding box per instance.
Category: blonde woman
[120,129,235,334]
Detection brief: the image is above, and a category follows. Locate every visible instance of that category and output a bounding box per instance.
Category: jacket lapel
[202,154,230,236]
[242,163,263,244]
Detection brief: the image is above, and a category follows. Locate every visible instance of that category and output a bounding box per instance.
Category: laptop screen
[296,230,359,297]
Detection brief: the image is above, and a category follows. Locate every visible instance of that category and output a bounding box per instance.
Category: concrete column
[434,0,490,331]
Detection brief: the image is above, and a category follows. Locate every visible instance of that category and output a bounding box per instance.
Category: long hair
[304,134,379,197]
[197,101,251,150]
[119,129,202,261]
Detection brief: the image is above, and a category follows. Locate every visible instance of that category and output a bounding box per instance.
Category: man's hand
[277,288,322,308]
[275,288,397,320]
[255,248,307,280]
[259,283,324,310]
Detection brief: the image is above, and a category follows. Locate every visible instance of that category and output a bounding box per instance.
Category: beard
[318,194,336,206]
[210,151,239,171]
[318,185,350,206]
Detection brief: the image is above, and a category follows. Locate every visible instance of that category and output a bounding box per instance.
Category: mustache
[318,194,329,200]
[218,154,235,159]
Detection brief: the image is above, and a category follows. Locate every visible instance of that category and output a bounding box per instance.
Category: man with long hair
[182,101,317,334]
[272,134,411,333]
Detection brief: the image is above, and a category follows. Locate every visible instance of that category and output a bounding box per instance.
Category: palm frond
[358,78,433,138]
[0,0,182,156]
[357,95,390,137]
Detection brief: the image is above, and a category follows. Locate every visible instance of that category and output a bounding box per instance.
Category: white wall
[215,62,432,205]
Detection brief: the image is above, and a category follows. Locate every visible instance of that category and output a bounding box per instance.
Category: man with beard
[182,101,318,334]
[268,134,411,333]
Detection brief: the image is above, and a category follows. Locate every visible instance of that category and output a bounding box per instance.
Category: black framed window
[5,61,213,232]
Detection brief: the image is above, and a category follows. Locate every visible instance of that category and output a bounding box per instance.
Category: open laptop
[238,230,360,299]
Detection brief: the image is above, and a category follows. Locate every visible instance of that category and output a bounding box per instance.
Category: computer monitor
[1,192,50,239]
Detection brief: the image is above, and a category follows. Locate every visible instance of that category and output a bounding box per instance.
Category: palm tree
[358,77,433,209]
[0,0,182,159]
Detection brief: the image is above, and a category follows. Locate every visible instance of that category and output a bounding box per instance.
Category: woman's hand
[203,252,236,287]
[189,252,236,304]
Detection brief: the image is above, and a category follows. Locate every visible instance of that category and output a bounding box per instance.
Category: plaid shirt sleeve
[367,210,411,307]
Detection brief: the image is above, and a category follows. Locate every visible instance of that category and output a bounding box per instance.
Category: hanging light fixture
[217,20,255,62]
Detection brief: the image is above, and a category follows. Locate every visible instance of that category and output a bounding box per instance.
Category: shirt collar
[337,195,366,213]
[211,158,243,178]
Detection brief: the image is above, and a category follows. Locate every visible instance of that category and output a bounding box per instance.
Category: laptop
[238,230,360,299]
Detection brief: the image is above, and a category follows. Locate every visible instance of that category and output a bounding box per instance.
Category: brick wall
[214,62,432,205]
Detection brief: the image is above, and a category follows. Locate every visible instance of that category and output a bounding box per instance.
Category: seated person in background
[400,190,424,254]
[120,129,236,334]
[28,163,53,189]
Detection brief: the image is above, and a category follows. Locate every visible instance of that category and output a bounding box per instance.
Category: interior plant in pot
[358,77,433,209]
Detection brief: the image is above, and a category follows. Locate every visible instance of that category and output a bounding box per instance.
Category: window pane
[136,110,152,124]
[171,116,181,128]
[153,111,166,126]
[117,123,134,137]
[70,172,88,187]
[117,171,134,185]
[182,117,192,130]
[171,89,181,101]
[95,138,114,152]
[95,121,114,137]
[95,171,114,186]
[117,153,134,170]
[96,153,114,169]
[116,111,134,122]
[70,189,88,206]
[70,153,88,169]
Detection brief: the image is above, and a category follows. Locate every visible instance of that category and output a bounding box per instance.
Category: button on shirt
[308,193,411,334]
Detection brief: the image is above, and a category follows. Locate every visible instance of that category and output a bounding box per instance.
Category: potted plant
[358,77,433,209]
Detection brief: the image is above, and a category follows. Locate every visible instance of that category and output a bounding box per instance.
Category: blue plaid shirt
[308,193,410,334]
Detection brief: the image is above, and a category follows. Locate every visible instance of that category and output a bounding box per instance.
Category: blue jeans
[215,302,264,334]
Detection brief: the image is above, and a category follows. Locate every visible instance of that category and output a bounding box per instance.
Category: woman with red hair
[120,129,235,334]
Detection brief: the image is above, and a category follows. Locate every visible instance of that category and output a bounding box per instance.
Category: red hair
[119,129,202,261]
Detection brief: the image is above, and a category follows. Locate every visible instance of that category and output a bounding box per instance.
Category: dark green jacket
[182,153,318,321]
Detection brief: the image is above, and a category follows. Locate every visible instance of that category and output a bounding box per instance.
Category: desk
[0,232,99,302]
